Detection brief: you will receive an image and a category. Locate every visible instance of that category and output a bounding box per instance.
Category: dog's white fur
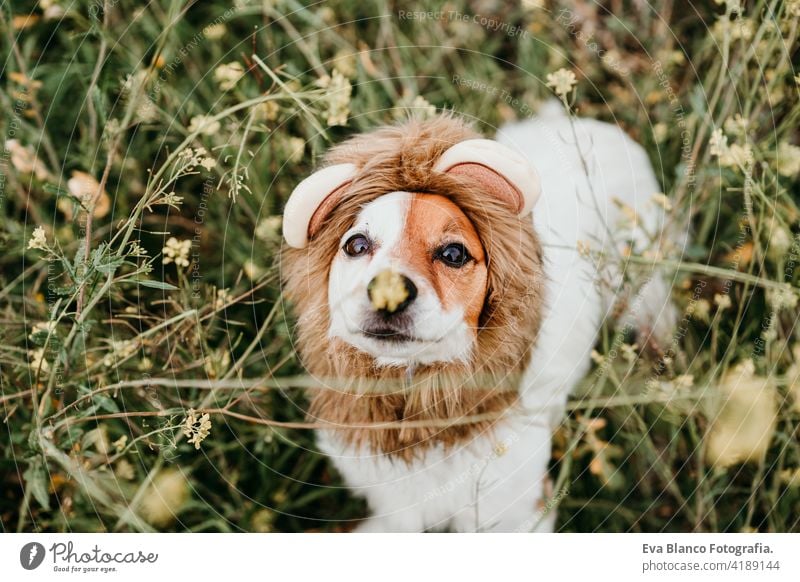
[316,105,676,532]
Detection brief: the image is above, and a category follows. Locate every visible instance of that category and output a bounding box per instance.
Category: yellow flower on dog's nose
[368,269,409,313]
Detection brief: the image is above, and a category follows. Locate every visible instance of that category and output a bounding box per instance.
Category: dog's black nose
[367,270,417,315]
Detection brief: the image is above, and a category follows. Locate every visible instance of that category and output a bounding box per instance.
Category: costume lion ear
[434,139,541,215]
[282,163,358,248]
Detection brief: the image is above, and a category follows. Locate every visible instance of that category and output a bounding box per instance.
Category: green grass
[1,0,799,532]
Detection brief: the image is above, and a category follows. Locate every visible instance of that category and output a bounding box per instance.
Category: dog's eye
[343,234,371,257]
[436,243,470,268]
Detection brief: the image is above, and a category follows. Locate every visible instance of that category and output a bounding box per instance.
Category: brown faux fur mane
[281,114,545,461]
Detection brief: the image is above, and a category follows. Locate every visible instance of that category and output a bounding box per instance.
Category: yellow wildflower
[545,68,577,98]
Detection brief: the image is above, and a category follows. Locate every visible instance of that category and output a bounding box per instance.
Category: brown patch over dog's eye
[343,233,371,257]
[436,242,471,268]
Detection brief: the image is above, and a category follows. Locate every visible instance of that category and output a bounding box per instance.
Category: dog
[280,103,675,532]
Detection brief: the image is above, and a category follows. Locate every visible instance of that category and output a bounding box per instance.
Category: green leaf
[90,243,124,274]
[23,459,51,511]
[94,256,125,274]
[134,279,178,291]
[62,426,84,448]
[43,183,69,197]
[29,330,60,348]
[94,393,120,414]
[52,285,78,297]
[73,244,88,271]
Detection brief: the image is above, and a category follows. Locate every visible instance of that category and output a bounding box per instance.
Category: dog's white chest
[317,415,555,532]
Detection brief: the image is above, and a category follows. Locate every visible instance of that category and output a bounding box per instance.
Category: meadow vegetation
[1,0,799,532]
